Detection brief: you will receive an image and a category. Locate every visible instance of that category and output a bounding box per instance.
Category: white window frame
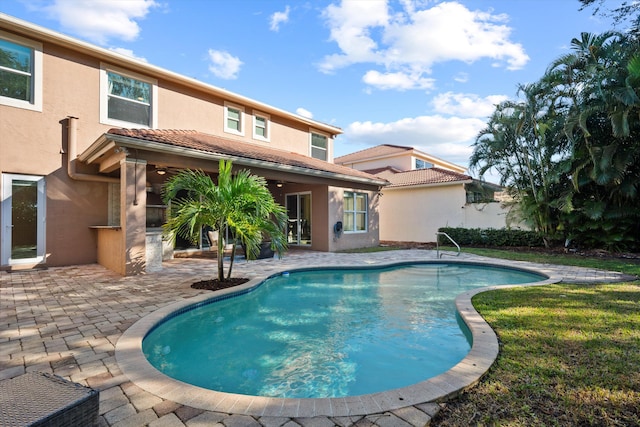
[224,102,245,136]
[415,158,433,169]
[252,111,270,142]
[0,30,43,112]
[100,63,157,128]
[310,131,329,161]
[343,191,368,233]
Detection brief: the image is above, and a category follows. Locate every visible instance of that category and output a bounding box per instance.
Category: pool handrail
[436,231,461,258]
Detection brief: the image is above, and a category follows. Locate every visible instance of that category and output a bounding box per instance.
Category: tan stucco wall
[379,184,513,243]
[462,202,513,230]
[379,184,466,243]
[344,155,412,172]
[157,83,331,157]
[0,43,112,267]
[327,186,380,251]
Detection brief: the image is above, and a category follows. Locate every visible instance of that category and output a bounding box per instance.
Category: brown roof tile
[107,128,386,184]
[378,167,472,188]
[334,144,413,164]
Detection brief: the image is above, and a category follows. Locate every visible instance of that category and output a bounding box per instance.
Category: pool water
[143,263,544,398]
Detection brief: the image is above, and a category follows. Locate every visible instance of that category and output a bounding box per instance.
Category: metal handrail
[435,232,461,258]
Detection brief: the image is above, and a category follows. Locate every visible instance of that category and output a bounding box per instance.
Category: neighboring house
[0,14,386,275]
[335,144,508,243]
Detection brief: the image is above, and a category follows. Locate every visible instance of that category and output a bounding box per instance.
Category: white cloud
[344,115,486,165]
[108,47,147,62]
[453,72,469,83]
[296,107,313,118]
[320,1,529,89]
[319,0,389,73]
[33,0,158,45]
[362,70,435,91]
[432,92,508,118]
[207,49,243,80]
[270,6,290,31]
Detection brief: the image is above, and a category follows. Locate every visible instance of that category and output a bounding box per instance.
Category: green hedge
[437,227,544,247]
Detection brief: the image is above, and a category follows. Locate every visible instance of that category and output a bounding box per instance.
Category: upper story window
[415,158,433,169]
[253,112,270,142]
[310,132,328,161]
[224,102,244,136]
[343,191,368,232]
[0,31,42,111]
[100,65,157,127]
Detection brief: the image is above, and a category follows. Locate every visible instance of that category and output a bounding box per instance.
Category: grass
[431,247,640,426]
[443,246,640,277]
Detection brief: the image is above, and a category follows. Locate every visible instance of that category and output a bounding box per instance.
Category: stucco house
[0,13,387,275]
[335,144,507,243]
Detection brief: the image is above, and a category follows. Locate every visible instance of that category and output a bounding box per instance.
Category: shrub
[437,227,545,247]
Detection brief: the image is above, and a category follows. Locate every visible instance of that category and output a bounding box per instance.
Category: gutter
[382,180,473,190]
[65,116,119,183]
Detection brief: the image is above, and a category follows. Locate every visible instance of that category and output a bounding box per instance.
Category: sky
[0,0,622,182]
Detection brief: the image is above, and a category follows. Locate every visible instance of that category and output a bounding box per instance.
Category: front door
[286,193,311,245]
[1,174,46,266]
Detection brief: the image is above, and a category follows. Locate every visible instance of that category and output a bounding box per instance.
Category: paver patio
[1,249,634,426]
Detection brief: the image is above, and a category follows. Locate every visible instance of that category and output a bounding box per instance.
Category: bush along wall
[437,227,545,247]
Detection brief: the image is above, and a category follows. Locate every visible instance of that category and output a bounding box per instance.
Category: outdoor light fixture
[156,167,167,175]
[276,181,284,188]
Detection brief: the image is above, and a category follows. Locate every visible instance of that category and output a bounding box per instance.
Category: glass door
[1,174,46,266]
[286,193,311,245]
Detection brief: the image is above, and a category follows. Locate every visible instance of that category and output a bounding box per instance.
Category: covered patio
[68,118,387,276]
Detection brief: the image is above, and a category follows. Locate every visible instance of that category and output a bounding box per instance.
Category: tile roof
[373,167,472,188]
[106,129,386,185]
[334,144,413,164]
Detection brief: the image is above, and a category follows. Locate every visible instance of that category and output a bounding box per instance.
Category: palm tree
[470,82,570,246]
[162,160,288,281]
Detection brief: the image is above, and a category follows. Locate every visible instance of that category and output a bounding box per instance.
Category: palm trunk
[226,243,237,280]
[217,232,225,281]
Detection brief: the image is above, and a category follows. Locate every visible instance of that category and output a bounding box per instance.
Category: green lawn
[431,247,640,426]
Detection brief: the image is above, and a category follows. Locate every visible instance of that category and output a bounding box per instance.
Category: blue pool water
[143,263,545,398]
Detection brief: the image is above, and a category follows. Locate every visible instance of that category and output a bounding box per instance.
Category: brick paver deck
[1,249,635,426]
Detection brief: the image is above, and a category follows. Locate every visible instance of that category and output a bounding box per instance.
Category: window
[0,31,42,111]
[310,132,328,161]
[343,191,367,232]
[415,158,433,169]
[100,65,157,127]
[224,103,244,135]
[253,112,270,141]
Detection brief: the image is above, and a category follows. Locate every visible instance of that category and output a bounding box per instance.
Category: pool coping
[115,259,560,418]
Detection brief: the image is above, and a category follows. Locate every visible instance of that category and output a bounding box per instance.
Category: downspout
[66,116,120,183]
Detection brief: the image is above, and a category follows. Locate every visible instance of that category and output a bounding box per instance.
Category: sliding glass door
[1,174,46,266]
[286,193,311,245]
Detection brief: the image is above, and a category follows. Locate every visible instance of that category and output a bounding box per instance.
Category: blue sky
[1,1,620,181]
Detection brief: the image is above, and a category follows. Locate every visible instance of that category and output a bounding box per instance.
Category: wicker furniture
[0,372,99,427]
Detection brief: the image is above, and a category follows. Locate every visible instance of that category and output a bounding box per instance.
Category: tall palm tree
[470,82,570,246]
[162,160,288,281]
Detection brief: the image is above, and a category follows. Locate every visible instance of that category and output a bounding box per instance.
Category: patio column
[121,157,147,275]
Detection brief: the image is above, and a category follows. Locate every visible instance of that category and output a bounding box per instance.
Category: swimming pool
[142,262,546,399]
